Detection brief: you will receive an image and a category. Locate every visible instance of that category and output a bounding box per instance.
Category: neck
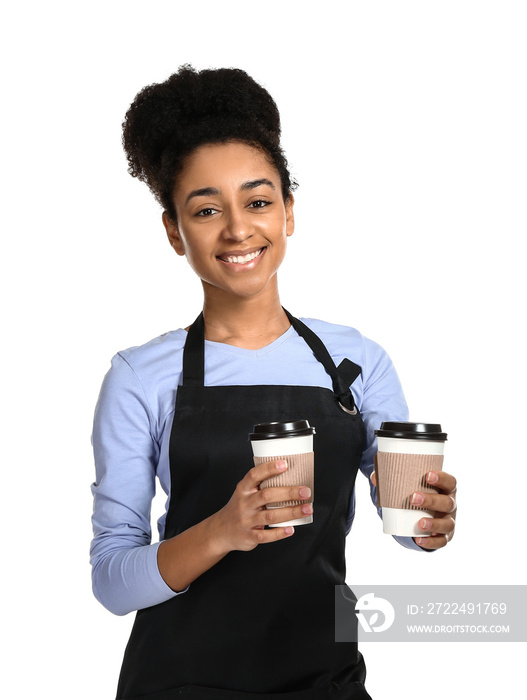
[199,279,290,349]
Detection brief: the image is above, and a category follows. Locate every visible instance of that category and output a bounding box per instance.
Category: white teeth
[222,248,263,264]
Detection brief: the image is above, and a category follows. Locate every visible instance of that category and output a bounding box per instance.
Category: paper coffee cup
[249,420,315,527]
[374,422,447,536]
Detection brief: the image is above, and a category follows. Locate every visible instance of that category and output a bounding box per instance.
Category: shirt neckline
[180,324,297,357]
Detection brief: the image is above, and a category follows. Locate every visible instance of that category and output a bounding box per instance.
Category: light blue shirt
[90,317,421,616]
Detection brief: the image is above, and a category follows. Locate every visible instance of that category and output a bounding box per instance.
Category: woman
[90,65,457,699]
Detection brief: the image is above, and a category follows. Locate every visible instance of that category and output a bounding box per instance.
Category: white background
[2,1,525,697]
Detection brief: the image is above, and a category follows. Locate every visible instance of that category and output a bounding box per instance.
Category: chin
[205,276,277,301]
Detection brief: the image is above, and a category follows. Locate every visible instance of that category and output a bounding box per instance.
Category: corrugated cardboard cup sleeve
[375,451,443,510]
[254,452,314,508]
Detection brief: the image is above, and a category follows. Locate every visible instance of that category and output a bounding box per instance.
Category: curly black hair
[122,65,296,221]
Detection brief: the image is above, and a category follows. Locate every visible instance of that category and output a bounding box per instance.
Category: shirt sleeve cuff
[392,535,435,551]
[151,541,191,597]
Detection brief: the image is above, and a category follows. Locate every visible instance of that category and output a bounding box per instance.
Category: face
[163,142,294,301]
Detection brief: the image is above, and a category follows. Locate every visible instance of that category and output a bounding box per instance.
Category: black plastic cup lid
[249,419,315,441]
[375,422,447,441]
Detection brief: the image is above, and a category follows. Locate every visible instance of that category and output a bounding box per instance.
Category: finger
[245,459,289,488]
[416,515,456,536]
[414,533,451,549]
[370,471,377,487]
[255,485,312,509]
[253,525,296,544]
[411,491,457,514]
[257,501,313,527]
[425,470,457,495]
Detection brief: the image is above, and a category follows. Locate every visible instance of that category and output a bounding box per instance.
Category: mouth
[217,247,266,265]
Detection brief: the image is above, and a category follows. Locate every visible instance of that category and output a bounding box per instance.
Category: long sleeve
[352,337,427,552]
[90,353,183,615]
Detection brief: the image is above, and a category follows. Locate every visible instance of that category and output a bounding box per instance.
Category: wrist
[205,508,233,558]
[158,512,232,592]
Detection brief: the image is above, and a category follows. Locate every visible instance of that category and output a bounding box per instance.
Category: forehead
[175,142,279,193]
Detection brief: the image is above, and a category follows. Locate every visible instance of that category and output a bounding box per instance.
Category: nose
[221,206,253,242]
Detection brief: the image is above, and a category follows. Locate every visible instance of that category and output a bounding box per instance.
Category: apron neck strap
[282,309,360,412]
[182,312,206,386]
[182,309,361,411]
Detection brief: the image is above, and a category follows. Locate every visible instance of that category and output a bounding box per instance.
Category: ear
[285,193,295,237]
[162,211,186,256]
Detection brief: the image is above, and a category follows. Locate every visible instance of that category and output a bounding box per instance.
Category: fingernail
[420,518,431,530]
[427,471,439,483]
[276,460,287,471]
[285,526,294,535]
[302,504,313,514]
[299,487,311,498]
[411,492,424,506]
[416,538,427,546]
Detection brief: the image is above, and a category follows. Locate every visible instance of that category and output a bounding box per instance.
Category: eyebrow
[185,179,276,205]
[185,187,220,205]
[241,178,276,191]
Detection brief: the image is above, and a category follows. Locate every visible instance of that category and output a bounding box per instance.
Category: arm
[354,337,427,551]
[357,337,456,550]
[90,355,311,610]
[157,460,311,592]
[90,353,182,615]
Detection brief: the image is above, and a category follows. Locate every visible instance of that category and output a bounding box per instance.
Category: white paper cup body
[251,434,313,458]
[251,434,313,527]
[377,437,445,456]
[377,437,445,536]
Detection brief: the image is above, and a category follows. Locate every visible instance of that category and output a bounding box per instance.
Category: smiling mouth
[217,247,265,264]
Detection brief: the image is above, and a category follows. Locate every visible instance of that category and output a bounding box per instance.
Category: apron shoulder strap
[182,312,205,386]
[283,309,361,412]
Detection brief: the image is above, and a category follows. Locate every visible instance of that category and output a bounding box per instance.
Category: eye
[248,199,271,210]
[195,207,219,217]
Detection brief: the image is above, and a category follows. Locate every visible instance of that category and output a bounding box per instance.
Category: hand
[212,459,312,553]
[370,470,457,550]
[410,470,457,549]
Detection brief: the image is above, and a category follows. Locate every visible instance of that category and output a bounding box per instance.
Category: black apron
[116,311,371,700]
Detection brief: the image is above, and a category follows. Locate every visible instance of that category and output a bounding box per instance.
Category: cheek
[185,246,209,272]
[262,212,288,238]
[180,237,218,281]
[177,225,207,260]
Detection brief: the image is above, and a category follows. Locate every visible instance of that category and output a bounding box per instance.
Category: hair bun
[122,64,294,219]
